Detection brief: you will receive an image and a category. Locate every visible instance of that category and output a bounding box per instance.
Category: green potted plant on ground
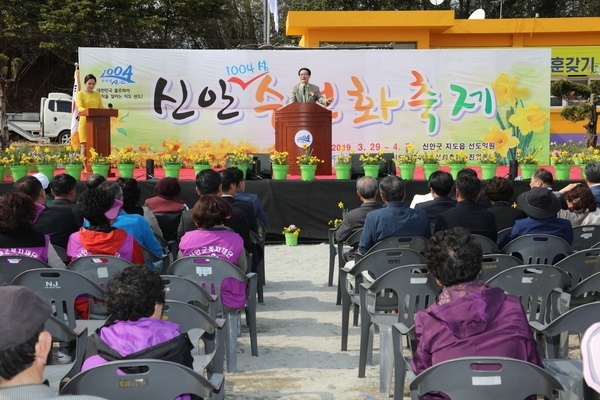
[282,224,300,246]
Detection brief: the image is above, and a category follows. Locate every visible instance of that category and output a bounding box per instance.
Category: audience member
[144,177,189,213]
[499,187,573,248]
[529,168,554,189]
[33,172,52,202]
[179,195,248,310]
[117,178,162,237]
[85,173,106,190]
[414,171,456,225]
[220,168,258,234]
[585,162,600,207]
[358,176,430,256]
[0,286,104,399]
[412,227,542,396]
[231,168,270,229]
[14,176,79,250]
[557,183,600,226]
[82,266,193,370]
[0,191,65,268]
[335,176,382,262]
[434,173,498,241]
[49,173,84,226]
[483,177,527,231]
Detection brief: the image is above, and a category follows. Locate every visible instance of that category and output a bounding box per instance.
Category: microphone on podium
[108,103,114,109]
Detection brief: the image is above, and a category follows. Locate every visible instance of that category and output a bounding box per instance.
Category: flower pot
[233,164,248,179]
[272,164,289,180]
[36,164,56,178]
[398,164,416,180]
[581,165,586,180]
[64,164,83,180]
[300,164,317,181]
[91,164,110,178]
[117,163,135,178]
[480,164,497,180]
[9,165,28,181]
[520,164,538,180]
[362,164,380,178]
[285,233,298,246]
[449,164,466,180]
[422,164,439,180]
[163,164,181,178]
[193,164,211,176]
[554,164,572,181]
[334,164,351,180]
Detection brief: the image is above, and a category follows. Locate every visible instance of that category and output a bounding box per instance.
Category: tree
[0,56,23,150]
[551,79,600,147]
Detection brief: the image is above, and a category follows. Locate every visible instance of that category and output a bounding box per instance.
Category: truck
[7,93,73,144]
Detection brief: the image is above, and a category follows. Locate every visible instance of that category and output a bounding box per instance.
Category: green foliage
[560,103,593,123]
[551,79,591,99]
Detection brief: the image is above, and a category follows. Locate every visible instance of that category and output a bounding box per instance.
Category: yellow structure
[287,11,600,140]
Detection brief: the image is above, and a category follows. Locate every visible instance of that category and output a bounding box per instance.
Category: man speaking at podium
[290,68,333,106]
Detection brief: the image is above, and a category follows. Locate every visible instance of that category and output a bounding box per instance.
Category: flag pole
[265,0,271,44]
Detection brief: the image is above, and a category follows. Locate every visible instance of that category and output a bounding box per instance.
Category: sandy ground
[223,242,394,400]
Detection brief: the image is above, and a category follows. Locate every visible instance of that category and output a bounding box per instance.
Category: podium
[274,103,332,176]
[80,108,118,172]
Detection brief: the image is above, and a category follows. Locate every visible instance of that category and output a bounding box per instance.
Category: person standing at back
[76,74,104,160]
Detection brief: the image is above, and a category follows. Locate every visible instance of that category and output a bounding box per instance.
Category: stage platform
[0,165,584,242]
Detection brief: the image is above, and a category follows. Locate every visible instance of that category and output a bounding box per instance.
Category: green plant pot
[193,164,211,176]
[362,164,380,178]
[520,164,538,180]
[91,164,110,178]
[117,163,135,178]
[285,233,298,246]
[64,164,83,180]
[449,164,467,179]
[480,164,497,180]
[334,164,351,180]
[554,164,572,181]
[36,164,56,178]
[272,164,289,180]
[233,164,248,179]
[300,164,317,181]
[398,164,415,180]
[9,165,28,181]
[164,164,181,178]
[422,164,439,180]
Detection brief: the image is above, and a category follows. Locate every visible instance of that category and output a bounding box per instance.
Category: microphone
[108,103,114,109]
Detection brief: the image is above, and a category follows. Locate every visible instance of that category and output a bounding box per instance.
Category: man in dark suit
[177,169,254,255]
[49,173,84,226]
[290,67,332,105]
[483,176,527,231]
[414,171,456,225]
[585,162,600,208]
[220,168,258,234]
[434,173,498,242]
[335,176,382,261]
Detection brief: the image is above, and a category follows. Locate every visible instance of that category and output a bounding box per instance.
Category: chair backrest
[337,228,363,268]
[161,300,217,338]
[53,245,69,264]
[566,270,600,298]
[572,225,600,251]
[60,359,222,399]
[554,249,600,286]
[0,256,50,286]
[11,268,104,330]
[501,234,572,265]
[472,234,500,254]
[486,265,571,326]
[543,302,600,351]
[44,316,88,385]
[365,235,429,255]
[409,356,563,399]
[162,275,215,316]
[496,227,511,246]
[582,322,600,394]
[479,254,522,283]
[154,212,183,242]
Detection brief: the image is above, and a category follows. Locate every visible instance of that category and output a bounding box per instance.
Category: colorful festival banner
[79,47,550,164]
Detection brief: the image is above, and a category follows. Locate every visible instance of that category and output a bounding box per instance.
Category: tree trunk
[584,95,599,148]
[0,84,8,151]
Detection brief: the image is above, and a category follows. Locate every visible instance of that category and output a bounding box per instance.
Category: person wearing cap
[0,191,65,269]
[143,177,187,241]
[498,187,573,249]
[0,286,105,399]
[14,176,81,250]
[32,172,52,203]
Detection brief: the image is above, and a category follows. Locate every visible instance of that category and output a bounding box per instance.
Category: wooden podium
[80,108,118,172]
[275,103,332,176]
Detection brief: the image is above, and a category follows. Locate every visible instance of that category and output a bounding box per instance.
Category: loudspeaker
[350,153,396,179]
[509,159,519,181]
[249,153,271,180]
[146,159,155,180]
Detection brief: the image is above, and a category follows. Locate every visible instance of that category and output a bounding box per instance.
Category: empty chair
[167,256,258,373]
[501,234,572,264]
[358,264,440,396]
[0,255,50,286]
[154,212,184,242]
[61,359,223,399]
[573,225,600,251]
[555,249,600,287]
[479,253,522,282]
[365,235,429,255]
[409,357,563,400]
[566,271,600,309]
[340,248,425,352]
[471,234,499,254]
[162,274,218,318]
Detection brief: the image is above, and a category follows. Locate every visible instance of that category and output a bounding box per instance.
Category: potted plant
[89,147,113,178]
[2,145,32,181]
[58,145,85,180]
[115,146,139,178]
[227,148,253,179]
[269,151,289,180]
[478,145,501,180]
[419,149,441,180]
[296,144,322,181]
[517,146,542,180]
[396,144,418,180]
[359,152,384,178]
[550,150,574,181]
[446,150,469,179]
[189,152,214,175]
[334,151,353,180]
[282,224,300,246]
[159,144,185,178]
[31,145,58,178]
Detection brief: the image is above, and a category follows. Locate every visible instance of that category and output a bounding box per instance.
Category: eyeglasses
[299,73,309,76]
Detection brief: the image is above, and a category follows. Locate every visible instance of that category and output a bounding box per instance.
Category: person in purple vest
[0,191,65,268]
[179,194,247,310]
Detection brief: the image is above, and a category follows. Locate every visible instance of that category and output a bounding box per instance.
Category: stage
[0,165,584,242]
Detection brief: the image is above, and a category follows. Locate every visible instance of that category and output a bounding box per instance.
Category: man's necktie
[303,85,308,102]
